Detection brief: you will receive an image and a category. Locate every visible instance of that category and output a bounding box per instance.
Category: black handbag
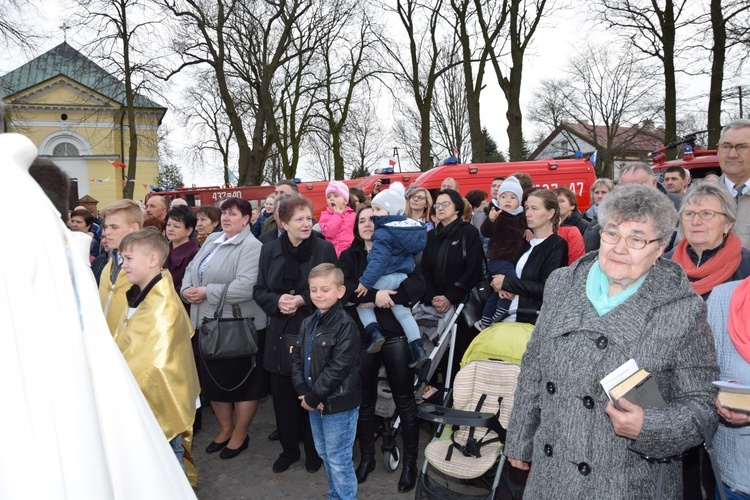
[459,237,492,327]
[199,284,259,391]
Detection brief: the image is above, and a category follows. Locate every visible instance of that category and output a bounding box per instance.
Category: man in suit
[718,119,750,249]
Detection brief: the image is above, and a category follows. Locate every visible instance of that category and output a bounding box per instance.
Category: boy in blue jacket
[292,264,361,500]
[354,182,428,368]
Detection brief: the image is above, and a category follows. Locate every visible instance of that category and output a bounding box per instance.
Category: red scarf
[727,276,750,363]
[670,233,743,296]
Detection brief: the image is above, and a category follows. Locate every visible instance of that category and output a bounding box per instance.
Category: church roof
[0,42,165,110]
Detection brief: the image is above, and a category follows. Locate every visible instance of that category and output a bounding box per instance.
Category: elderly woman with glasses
[505,184,719,499]
[665,183,750,300]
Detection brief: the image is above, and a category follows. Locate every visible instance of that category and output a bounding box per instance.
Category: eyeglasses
[718,143,750,154]
[599,229,660,249]
[680,209,726,221]
[434,201,454,209]
[410,195,426,201]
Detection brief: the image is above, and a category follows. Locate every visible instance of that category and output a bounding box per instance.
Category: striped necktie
[734,184,746,204]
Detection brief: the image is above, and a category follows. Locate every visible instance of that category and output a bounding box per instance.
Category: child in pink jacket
[320,180,356,257]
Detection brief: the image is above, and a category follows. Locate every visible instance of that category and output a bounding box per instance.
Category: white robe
[0,133,196,499]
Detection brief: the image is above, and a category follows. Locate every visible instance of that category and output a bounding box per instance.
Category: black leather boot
[398,459,418,492]
[355,453,376,484]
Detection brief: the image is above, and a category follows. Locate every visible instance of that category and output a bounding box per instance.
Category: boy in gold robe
[99,199,143,334]
[114,227,200,482]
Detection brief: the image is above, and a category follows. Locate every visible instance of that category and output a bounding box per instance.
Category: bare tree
[0,1,39,52]
[447,0,504,163]
[702,0,750,146]
[527,78,571,134]
[381,0,458,170]
[535,45,660,177]
[477,0,554,161]
[314,2,381,179]
[431,54,471,162]
[70,0,166,199]
[179,69,236,186]
[342,96,389,178]
[596,0,691,148]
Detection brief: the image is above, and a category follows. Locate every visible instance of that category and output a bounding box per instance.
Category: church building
[0,42,166,209]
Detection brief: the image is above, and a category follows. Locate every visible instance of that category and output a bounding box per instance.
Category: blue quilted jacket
[360,215,426,289]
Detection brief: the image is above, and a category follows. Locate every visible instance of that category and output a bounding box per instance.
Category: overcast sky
[2,1,738,186]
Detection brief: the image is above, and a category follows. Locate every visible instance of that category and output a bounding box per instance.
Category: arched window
[52,142,80,157]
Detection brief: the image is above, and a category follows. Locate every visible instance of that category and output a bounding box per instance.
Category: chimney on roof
[642,119,654,131]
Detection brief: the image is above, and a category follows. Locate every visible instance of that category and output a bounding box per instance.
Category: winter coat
[505,252,719,499]
[561,210,589,236]
[252,210,272,237]
[319,206,356,257]
[584,212,602,253]
[421,219,484,306]
[291,301,361,415]
[181,224,267,332]
[338,239,426,342]
[164,239,200,295]
[500,234,568,325]
[557,226,585,266]
[253,236,337,376]
[719,174,750,250]
[480,208,527,261]
[360,215,426,289]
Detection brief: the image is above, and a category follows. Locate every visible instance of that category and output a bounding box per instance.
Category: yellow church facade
[0,43,166,209]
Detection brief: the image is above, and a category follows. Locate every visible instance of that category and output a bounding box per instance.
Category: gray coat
[181,224,267,330]
[505,252,718,499]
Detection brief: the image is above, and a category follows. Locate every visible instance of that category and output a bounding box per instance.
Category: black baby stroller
[373,303,465,472]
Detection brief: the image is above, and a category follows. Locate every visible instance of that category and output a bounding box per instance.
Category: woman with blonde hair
[405,187,434,230]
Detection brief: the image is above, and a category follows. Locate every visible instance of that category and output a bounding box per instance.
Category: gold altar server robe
[114,271,200,483]
[99,259,131,335]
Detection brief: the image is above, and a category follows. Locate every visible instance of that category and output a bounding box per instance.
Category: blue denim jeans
[169,435,185,473]
[309,407,359,500]
[717,482,750,500]
[357,273,420,342]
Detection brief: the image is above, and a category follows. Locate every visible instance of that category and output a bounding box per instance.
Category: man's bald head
[146,195,168,219]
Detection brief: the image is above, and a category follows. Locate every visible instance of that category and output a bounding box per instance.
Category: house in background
[529,121,665,179]
[0,42,166,210]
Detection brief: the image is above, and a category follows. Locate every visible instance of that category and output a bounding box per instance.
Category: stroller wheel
[383,445,400,472]
[414,472,428,499]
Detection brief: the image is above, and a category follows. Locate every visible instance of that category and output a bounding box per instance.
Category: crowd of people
[20,113,750,499]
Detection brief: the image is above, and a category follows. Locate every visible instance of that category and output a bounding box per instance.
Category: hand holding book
[713,381,750,425]
[605,397,644,439]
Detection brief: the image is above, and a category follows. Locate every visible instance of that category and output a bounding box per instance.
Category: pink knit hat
[325,180,349,202]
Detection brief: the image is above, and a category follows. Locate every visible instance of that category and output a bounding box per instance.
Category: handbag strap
[198,348,256,392]
[214,283,231,319]
[682,400,727,500]
[461,232,490,279]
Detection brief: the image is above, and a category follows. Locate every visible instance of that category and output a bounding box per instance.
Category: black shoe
[220,436,249,459]
[408,339,429,369]
[355,458,376,484]
[205,438,230,454]
[398,463,418,493]
[268,429,279,441]
[273,455,300,473]
[305,457,323,473]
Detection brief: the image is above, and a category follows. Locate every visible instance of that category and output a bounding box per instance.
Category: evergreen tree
[156,163,184,189]
[483,127,507,163]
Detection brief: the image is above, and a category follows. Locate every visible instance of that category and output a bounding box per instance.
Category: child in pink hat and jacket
[320,180,356,257]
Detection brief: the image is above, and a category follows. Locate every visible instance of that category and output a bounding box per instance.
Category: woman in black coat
[421,189,484,376]
[338,205,425,493]
[491,189,568,325]
[254,196,337,474]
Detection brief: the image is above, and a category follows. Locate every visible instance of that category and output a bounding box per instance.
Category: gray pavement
[191,398,427,499]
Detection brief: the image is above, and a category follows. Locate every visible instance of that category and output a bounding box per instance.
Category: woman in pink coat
[319,180,356,256]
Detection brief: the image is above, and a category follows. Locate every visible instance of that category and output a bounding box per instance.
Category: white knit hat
[498,176,523,201]
[371,182,406,216]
